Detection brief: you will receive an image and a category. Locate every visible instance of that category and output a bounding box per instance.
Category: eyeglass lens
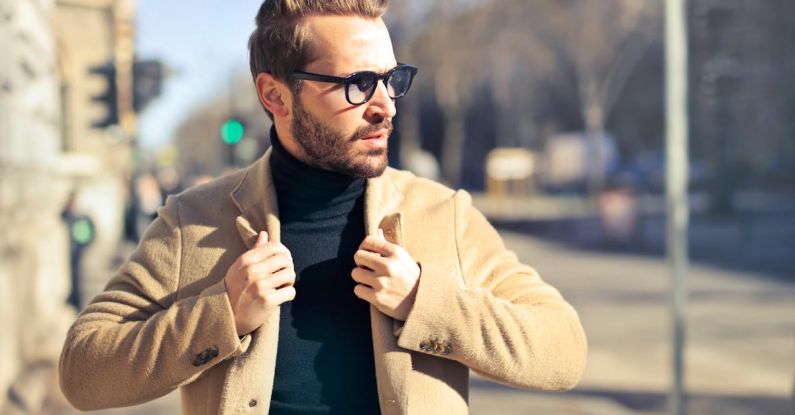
[347,67,413,104]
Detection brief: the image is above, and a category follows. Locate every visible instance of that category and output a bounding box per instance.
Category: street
[469,229,794,415]
[64,226,794,415]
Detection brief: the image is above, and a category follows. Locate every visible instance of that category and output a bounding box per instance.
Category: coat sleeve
[396,190,587,391]
[58,196,250,410]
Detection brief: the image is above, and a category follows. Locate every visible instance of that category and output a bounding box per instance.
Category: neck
[269,127,365,220]
[273,120,309,166]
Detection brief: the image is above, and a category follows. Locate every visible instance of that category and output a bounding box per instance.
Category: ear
[255,72,291,118]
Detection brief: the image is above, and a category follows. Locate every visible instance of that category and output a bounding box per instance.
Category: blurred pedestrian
[59,1,587,413]
[60,190,95,310]
[599,177,640,246]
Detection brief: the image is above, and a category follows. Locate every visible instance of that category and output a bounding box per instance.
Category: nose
[364,80,396,122]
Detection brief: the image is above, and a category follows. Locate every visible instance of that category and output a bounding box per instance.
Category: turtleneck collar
[269,127,365,221]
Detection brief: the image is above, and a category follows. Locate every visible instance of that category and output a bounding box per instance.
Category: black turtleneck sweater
[268,129,381,414]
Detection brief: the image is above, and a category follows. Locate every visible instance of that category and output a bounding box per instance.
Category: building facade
[0,0,136,412]
[0,0,74,412]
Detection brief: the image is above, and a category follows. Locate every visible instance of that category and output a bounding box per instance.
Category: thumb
[255,231,269,247]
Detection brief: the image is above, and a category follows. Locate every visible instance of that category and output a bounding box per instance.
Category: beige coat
[59,150,587,414]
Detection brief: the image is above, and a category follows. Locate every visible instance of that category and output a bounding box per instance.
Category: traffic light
[70,217,95,246]
[88,62,119,128]
[221,118,245,145]
[221,117,246,166]
[133,60,164,113]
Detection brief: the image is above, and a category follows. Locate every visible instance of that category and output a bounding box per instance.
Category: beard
[289,96,392,178]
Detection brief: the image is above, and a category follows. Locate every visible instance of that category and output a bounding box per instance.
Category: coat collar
[230,148,281,248]
[230,148,405,248]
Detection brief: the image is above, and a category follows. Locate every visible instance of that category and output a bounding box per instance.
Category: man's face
[287,15,397,178]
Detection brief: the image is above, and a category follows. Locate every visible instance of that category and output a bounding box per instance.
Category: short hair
[248,0,389,118]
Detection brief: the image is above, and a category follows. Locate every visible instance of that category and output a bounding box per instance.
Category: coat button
[249,399,257,407]
[193,346,219,366]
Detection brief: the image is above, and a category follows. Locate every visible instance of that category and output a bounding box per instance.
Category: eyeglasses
[291,64,418,106]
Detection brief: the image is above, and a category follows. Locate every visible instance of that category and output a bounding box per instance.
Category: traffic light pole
[665,0,690,414]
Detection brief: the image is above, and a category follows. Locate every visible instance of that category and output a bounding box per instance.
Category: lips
[361,129,389,141]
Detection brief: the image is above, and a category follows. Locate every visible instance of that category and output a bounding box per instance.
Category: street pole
[665,1,689,415]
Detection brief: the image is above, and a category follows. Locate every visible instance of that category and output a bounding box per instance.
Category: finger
[351,266,378,288]
[252,267,296,292]
[265,285,296,306]
[244,253,294,282]
[268,267,297,289]
[239,241,291,267]
[353,284,376,304]
[359,234,398,258]
[255,231,269,247]
[353,249,386,272]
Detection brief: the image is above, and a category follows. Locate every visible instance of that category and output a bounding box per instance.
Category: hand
[225,231,296,336]
[352,230,421,321]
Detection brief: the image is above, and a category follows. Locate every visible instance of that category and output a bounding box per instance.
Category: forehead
[303,15,396,74]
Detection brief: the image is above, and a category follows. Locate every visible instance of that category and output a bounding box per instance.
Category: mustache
[351,119,393,141]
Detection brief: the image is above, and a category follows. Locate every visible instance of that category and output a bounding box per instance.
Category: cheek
[304,91,368,137]
[324,106,368,136]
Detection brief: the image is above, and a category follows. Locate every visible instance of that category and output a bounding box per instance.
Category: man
[59,1,587,414]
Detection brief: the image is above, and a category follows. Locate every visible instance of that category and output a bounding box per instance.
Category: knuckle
[373,291,385,304]
[284,286,297,299]
[275,271,290,285]
[255,279,271,292]
[270,252,286,264]
[243,273,254,284]
[282,269,295,281]
[258,243,276,255]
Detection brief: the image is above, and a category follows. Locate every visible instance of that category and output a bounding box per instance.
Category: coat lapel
[224,149,283,412]
[365,171,413,415]
[231,148,281,246]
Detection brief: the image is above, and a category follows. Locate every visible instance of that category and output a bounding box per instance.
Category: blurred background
[1,0,793,414]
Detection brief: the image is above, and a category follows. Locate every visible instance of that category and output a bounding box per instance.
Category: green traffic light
[71,218,95,245]
[221,119,245,145]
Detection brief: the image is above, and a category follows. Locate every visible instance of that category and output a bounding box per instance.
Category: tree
[541,0,663,193]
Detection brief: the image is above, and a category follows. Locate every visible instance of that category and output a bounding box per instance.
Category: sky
[133,0,478,150]
[135,0,262,150]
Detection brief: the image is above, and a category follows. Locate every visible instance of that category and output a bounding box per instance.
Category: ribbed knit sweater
[268,129,381,414]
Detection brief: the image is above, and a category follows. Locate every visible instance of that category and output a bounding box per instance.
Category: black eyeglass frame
[291,64,418,105]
